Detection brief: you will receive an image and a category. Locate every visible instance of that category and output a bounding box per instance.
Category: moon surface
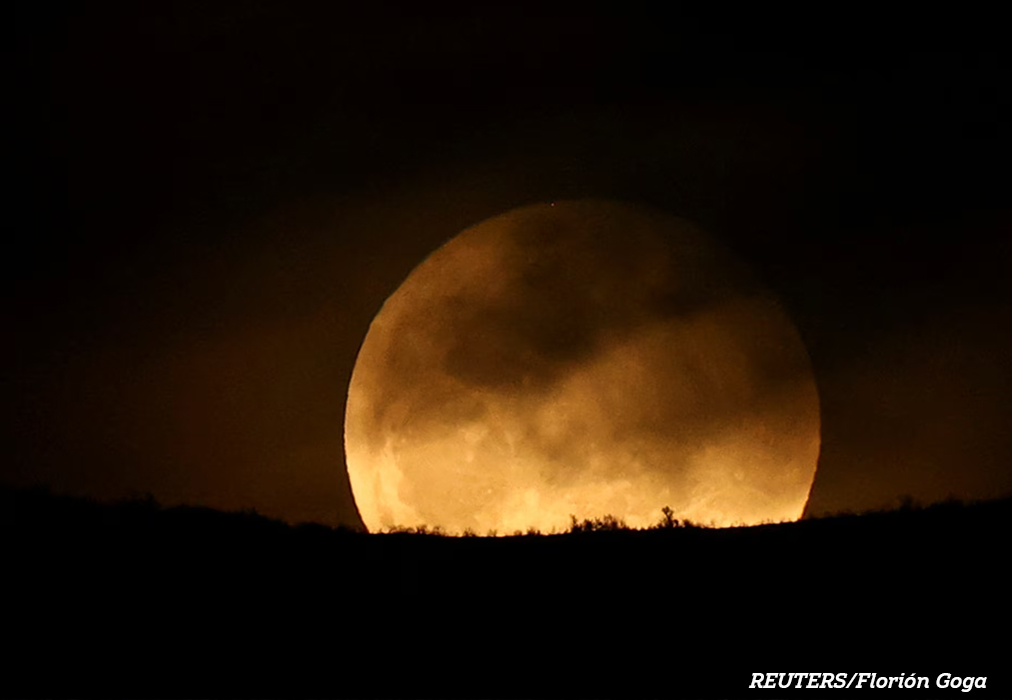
[344,200,820,534]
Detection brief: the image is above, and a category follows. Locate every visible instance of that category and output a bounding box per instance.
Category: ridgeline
[5,484,1008,698]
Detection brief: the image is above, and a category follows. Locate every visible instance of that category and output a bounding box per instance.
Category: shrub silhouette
[384,523,447,535]
[568,514,627,533]
[652,505,699,529]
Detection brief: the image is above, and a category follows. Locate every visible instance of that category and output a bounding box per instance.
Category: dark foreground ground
[4,484,1009,698]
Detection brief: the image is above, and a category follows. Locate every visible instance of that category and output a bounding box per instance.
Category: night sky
[8,3,1011,528]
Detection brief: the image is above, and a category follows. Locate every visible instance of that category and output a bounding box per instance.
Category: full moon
[345,200,820,534]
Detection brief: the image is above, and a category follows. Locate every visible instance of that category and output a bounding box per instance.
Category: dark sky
[7,3,1010,526]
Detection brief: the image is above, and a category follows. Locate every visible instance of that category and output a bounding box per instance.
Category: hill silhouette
[4,484,1009,698]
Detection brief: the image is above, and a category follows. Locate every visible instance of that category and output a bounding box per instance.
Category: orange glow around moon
[345,201,820,533]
